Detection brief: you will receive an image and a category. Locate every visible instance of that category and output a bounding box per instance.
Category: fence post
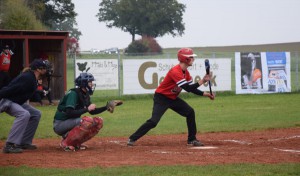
[295,51,299,92]
[118,49,121,97]
[74,52,76,88]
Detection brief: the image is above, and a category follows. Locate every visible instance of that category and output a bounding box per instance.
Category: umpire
[0,59,48,153]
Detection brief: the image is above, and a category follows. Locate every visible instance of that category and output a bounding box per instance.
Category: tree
[26,0,82,40]
[125,36,162,54]
[1,0,81,39]
[0,0,45,30]
[26,0,82,51]
[24,0,46,21]
[67,37,80,57]
[97,0,186,42]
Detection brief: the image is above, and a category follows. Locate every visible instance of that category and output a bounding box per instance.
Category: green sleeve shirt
[54,90,78,120]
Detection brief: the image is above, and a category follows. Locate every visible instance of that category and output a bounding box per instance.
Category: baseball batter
[127,48,214,146]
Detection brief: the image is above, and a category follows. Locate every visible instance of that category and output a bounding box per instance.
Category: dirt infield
[0,128,299,168]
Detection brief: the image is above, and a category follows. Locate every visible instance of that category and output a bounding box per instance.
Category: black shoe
[187,139,204,146]
[127,139,135,146]
[16,144,37,150]
[2,144,23,153]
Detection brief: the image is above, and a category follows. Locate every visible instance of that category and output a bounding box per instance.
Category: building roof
[0,30,69,37]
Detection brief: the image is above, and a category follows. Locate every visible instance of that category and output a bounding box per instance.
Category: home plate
[189,146,218,149]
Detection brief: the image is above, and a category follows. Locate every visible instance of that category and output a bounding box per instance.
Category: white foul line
[268,135,300,141]
[274,148,300,153]
[221,140,252,145]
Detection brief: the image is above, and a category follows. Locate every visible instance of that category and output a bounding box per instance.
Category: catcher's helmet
[75,73,95,95]
[177,48,197,64]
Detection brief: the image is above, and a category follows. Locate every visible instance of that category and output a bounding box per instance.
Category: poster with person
[235,52,291,94]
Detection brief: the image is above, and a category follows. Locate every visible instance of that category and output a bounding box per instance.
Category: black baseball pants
[129,93,197,142]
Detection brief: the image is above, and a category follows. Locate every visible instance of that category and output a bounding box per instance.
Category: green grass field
[0,93,299,175]
[1,93,299,139]
[0,164,299,176]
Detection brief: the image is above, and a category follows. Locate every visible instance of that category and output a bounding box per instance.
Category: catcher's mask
[75,72,96,95]
[177,48,197,64]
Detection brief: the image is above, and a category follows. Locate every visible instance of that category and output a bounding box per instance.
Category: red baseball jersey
[155,64,192,100]
[0,50,14,72]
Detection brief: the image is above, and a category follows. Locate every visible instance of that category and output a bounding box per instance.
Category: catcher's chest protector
[74,88,91,108]
[61,116,103,148]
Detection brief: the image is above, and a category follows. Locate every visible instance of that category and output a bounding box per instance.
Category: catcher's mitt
[106,100,123,113]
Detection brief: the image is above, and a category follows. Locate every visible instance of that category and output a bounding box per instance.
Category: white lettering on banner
[75,59,119,90]
[123,59,231,95]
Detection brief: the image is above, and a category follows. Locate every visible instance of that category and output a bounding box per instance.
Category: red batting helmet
[177,48,197,64]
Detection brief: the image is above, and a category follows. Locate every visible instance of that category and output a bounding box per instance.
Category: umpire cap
[30,59,47,70]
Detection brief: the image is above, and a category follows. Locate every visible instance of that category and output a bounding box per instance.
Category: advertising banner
[75,59,119,90]
[123,58,231,95]
[235,52,291,94]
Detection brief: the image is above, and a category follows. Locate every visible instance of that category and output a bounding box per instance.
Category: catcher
[53,72,122,151]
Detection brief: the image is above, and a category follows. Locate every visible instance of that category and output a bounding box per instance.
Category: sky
[72,0,300,51]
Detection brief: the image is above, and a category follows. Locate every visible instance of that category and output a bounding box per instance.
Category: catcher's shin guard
[61,116,103,150]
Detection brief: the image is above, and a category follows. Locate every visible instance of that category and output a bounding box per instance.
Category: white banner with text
[75,59,119,90]
[123,58,231,95]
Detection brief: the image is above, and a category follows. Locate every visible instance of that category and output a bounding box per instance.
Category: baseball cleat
[75,144,88,150]
[16,144,37,150]
[2,144,23,154]
[127,139,135,146]
[187,139,204,146]
[60,142,75,152]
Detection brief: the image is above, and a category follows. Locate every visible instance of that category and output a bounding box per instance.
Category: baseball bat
[204,59,213,96]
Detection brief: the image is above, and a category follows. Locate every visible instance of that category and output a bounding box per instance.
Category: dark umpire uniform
[0,59,48,153]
